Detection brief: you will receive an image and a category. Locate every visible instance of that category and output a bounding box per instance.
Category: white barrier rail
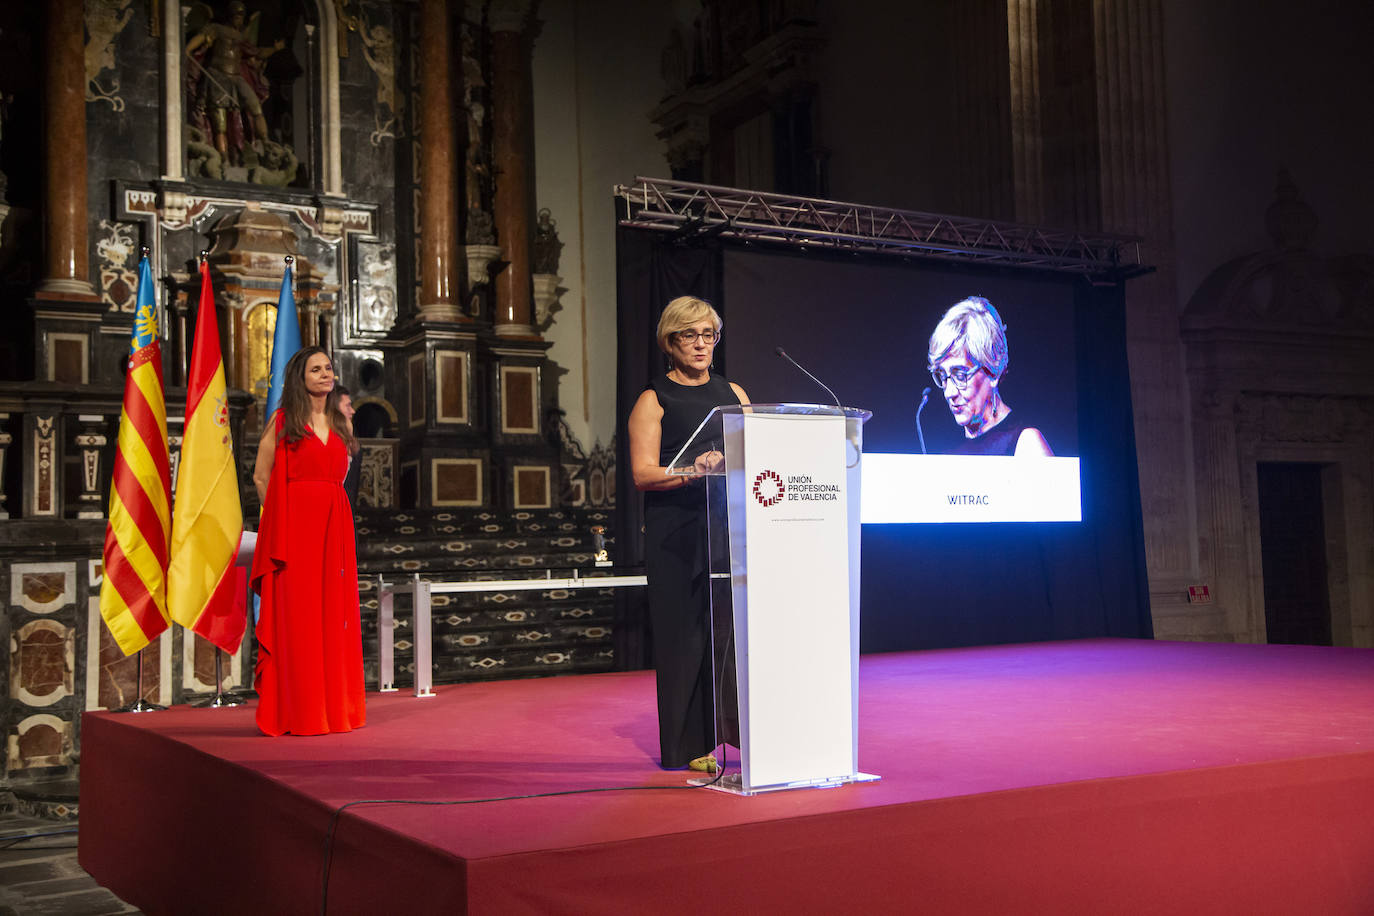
[375,571,649,697]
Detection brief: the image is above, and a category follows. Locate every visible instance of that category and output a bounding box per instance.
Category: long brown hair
[278,346,356,452]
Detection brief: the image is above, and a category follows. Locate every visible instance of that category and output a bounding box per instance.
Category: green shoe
[688,754,718,773]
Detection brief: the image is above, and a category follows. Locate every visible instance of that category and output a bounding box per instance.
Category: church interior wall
[812,0,966,215]
[1,0,1372,799]
[1162,0,1374,306]
[1158,0,1374,641]
[531,0,678,452]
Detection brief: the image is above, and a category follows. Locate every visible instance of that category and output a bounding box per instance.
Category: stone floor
[0,811,139,916]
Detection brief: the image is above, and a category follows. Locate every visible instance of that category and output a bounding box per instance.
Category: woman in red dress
[250,346,366,736]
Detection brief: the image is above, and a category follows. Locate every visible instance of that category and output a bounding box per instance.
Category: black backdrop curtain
[612,227,724,669]
[613,226,1150,669]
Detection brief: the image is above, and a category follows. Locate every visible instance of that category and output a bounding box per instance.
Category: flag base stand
[193,692,245,708]
[113,652,166,713]
[193,649,245,708]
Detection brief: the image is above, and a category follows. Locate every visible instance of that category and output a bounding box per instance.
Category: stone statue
[461,25,493,243]
[186,125,224,181]
[184,1,286,168]
[248,139,299,187]
[466,208,496,246]
[533,209,563,276]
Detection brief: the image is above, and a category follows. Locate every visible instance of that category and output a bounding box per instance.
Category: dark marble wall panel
[339,1,403,243]
[0,5,50,379]
[85,1,164,250]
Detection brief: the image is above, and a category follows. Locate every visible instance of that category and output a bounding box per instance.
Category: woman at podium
[927,296,1054,456]
[628,296,749,772]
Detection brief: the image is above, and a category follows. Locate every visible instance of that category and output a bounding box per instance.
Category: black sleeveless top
[650,373,741,466]
[645,374,740,510]
[950,421,1028,456]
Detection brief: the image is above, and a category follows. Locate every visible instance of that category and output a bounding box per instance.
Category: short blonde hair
[928,296,1009,378]
[656,296,723,354]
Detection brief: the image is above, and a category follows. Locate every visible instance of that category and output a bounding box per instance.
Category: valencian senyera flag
[168,259,246,654]
[264,259,300,424]
[100,254,173,655]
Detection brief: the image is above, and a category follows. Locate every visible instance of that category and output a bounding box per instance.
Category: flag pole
[108,245,170,714]
[193,647,245,708]
[114,649,166,713]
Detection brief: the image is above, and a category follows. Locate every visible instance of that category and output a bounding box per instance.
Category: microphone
[915,386,931,455]
[775,347,841,407]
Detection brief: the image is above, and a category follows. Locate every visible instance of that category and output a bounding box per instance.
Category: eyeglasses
[673,329,718,344]
[930,363,984,389]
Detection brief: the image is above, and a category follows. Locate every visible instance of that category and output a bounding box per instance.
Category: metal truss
[616,177,1145,278]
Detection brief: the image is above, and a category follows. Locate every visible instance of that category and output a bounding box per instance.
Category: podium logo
[752,469,785,507]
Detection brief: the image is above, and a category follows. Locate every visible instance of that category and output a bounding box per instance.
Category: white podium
[669,403,878,795]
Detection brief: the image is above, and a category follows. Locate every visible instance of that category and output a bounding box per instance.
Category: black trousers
[643,487,737,768]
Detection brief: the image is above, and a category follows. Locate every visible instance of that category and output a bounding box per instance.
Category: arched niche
[162,0,343,196]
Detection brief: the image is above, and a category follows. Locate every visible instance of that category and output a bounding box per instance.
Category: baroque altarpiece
[0,0,615,793]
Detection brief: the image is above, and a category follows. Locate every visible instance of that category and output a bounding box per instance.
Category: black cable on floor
[318,767,724,915]
[0,827,80,851]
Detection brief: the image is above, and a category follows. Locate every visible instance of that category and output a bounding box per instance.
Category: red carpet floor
[78,639,1374,914]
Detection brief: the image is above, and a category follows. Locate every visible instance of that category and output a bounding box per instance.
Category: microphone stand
[916,387,931,454]
[774,347,841,407]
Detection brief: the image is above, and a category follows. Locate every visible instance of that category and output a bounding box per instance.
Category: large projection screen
[615,228,1151,655]
[723,248,1080,460]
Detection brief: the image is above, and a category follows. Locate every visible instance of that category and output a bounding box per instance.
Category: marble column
[951,1,1015,221]
[418,0,465,323]
[1006,0,1045,225]
[38,0,98,300]
[489,0,539,339]
[1092,0,1194,608]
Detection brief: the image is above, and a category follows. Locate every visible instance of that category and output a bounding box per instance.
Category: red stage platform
[79,639,1374,914]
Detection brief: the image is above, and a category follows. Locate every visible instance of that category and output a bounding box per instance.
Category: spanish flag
[168,260,246,654]
[99,255,173,655]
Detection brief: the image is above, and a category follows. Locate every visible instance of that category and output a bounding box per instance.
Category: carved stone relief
[359,13,399,146]
[85,0,135,112]
[354,240,397,333]
[1238,395,1372,444]
[359,441,396,508]
[96,220,140,312]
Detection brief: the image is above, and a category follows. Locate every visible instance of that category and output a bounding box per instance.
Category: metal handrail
[374,571,648,697]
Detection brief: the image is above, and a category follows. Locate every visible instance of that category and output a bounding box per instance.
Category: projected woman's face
[935,344,997,435]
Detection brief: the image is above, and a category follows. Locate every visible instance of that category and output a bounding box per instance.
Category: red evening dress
[250,415,366,736]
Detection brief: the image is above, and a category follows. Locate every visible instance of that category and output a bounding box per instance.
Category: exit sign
[1187,585,1211,604]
